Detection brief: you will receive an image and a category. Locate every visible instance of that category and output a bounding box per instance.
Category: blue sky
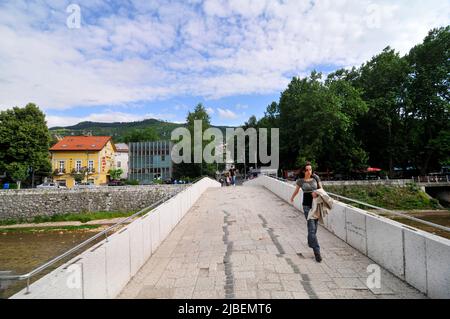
[0,0,449,128]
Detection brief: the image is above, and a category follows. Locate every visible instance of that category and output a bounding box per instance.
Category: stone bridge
[9,177,450,299]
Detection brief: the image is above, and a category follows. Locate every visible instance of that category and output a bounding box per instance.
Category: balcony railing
[53,169,66,175]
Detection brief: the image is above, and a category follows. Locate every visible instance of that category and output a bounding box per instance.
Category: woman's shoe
[314,251,322,263]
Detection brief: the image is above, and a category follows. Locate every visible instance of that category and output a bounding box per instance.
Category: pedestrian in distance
[229,165,236,186]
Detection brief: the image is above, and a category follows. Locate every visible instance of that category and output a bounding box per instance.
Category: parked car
[108,180,125,186]
[36,183,66,189]
[73,182,98,189]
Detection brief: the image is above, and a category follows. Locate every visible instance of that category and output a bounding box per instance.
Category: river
[0,228,104,298]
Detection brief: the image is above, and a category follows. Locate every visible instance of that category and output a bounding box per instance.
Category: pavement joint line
[222,210,235,299]
[258,214,319,299]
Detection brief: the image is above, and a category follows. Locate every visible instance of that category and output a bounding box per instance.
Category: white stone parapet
[244,175,450,299]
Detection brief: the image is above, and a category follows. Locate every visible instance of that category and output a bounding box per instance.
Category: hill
[49,119,234,143]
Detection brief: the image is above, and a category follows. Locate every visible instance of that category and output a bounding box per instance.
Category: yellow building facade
[49,136,116,188]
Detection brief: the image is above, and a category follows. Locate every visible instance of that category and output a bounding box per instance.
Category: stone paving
[118,185,427,299]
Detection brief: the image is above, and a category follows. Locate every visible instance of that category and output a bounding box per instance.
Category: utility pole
[31,167,35,188]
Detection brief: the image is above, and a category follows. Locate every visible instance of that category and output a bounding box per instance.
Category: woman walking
[290,162,323,262]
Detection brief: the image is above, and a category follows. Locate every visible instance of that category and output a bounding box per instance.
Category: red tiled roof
[50,136,114,151]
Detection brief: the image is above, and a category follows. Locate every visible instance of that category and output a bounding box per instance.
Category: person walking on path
[225,173,231,186]
[229,165,237,186]
[290,162,323,262]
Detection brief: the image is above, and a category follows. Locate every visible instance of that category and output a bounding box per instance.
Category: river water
[0,228,104,299]
[381,210,450,239]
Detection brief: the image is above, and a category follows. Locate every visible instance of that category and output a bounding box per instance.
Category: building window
[161,155,165,161]
[76,160,82,172]
[88,160,94,172]
[59,161,65,172]
[117,161,121,168]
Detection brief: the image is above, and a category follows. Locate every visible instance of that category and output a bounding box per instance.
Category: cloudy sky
[0,0,449,128]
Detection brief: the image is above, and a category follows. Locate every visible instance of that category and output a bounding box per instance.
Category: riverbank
[325,184,450,239]
[0,210,137,227]
[325,184,441,210]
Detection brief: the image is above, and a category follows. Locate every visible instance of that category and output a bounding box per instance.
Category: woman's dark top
[296,174,321,206]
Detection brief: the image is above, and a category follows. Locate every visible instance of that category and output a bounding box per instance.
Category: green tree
[173,103,216,179]
[276,71,368,174]
[324,74,369,173]
[123,127,158,143]
[278,72,324,169]
[108,168,124,180]
[351,47,410,175]
[4,162,28,189]
[258,102,279,130]
[0,103,52,186]
[250,26,449,177]
[405,26,450,174]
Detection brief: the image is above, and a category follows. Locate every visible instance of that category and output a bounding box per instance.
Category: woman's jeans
[303,206,320,254]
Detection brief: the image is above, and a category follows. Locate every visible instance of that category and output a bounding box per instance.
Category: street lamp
[215,142,228,174]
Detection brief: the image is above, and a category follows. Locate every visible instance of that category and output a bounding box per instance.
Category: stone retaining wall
[0,185,187,221]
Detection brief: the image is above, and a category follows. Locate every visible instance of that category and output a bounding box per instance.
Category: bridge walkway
[118,185,426,299]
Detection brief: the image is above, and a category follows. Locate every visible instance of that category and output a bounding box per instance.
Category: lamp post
[215,142,227,174]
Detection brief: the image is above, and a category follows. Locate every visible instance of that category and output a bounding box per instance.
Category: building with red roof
[50,136,117,188]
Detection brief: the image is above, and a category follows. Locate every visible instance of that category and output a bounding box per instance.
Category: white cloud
[206,107,215,115]
[174,104,189,111]
[235,104,248,110]
[0,0,449,111]
[217,108,238,119]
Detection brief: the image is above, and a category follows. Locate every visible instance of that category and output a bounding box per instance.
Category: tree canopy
[173,103,216,179]
[244,26,449,176]
[122,127,159,143]
[0,103,52,186]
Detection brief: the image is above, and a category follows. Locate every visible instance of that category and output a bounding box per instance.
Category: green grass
[0,211,137,226]
[325,183,441,210]
[0,225,101,233]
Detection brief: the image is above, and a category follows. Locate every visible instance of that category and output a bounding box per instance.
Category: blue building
[128,141,173,183]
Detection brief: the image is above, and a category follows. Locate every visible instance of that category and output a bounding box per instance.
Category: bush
[125,179,139,185]
[430,198,440,209]
[406,182,420,192]
[325,184,440,210]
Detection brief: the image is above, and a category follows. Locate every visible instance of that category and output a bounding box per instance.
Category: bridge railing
[0,176,220,298]
[412,175,449,184]
[271,176,450,233]
[247,175,450,298]
[0,196,169,293]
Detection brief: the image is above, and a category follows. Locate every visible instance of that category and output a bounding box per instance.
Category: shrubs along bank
[325,184,441,210]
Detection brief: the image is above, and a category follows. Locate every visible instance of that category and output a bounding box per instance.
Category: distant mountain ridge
[50,118,181,142]
[49,118,234,143]
[50,118,173,130]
